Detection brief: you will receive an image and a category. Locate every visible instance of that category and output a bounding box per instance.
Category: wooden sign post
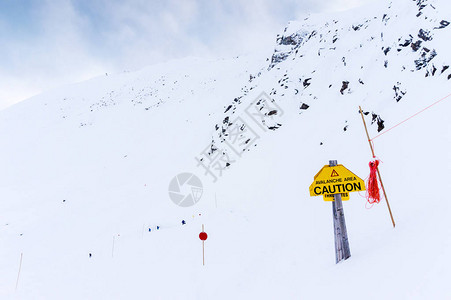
[330,160,351,263]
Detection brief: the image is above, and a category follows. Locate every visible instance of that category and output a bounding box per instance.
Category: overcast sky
[0,0,375,110]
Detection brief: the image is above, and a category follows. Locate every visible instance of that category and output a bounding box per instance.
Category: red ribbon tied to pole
[366,160,381,204]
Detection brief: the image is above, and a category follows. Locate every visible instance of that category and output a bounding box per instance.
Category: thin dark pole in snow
[359,106,396,228]
[15,253,23,292]
[330,160,351,263]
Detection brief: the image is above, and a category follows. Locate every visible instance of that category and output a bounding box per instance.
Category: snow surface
[1,0,450,299]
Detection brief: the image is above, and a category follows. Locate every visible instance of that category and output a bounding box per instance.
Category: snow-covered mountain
[1,0,450,299]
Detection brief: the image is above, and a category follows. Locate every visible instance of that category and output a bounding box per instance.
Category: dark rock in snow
[431,65,437,76]
[268,124,282,131]
[210,144,218,154]
[411,40,422,51]
[371,113,385,132]
[383,47,391,55]
[269,29,309,68]
[414,49,437,70]
[300,103,310,110]
[434,20,450,29]
[340,81,349,94]
[224,105,232,113]
[308,31,317,40]
[415,0,427,12]
[268,110,278,116]
[278,35,299,46]
[270,52,290,67]
[418,29,432,41]
[441,65,449,74]
[303,78,312,88]
[377,117,385,132]
[399,36,412,47]
[371,113,377,123]
[393,82,406,102]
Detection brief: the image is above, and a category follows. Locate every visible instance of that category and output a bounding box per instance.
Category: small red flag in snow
[199,232,208,241]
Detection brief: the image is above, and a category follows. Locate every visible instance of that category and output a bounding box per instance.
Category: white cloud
[0,0,377,110]
[0,0,110,110]
[325,0,378,12]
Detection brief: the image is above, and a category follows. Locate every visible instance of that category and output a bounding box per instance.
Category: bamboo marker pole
[15,253,23,292]
[112,235,115,258]
[202,224,205,266]
[359,106,396,228]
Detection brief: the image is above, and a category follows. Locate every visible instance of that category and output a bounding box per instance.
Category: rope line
[370,92,451,141]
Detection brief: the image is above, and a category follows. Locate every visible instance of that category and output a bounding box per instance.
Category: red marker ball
[199,232,208,241]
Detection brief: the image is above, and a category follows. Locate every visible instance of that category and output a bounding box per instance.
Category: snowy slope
[1,0,450,299]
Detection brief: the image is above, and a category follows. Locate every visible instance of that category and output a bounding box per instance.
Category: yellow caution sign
[309,164,365,201]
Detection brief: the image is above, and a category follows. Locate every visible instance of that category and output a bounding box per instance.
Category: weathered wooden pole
[330,160,351,263]
[359,106,396,228]
[112,235,115,258]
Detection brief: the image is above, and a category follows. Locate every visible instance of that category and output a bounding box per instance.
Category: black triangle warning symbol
[331,169,339,177]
